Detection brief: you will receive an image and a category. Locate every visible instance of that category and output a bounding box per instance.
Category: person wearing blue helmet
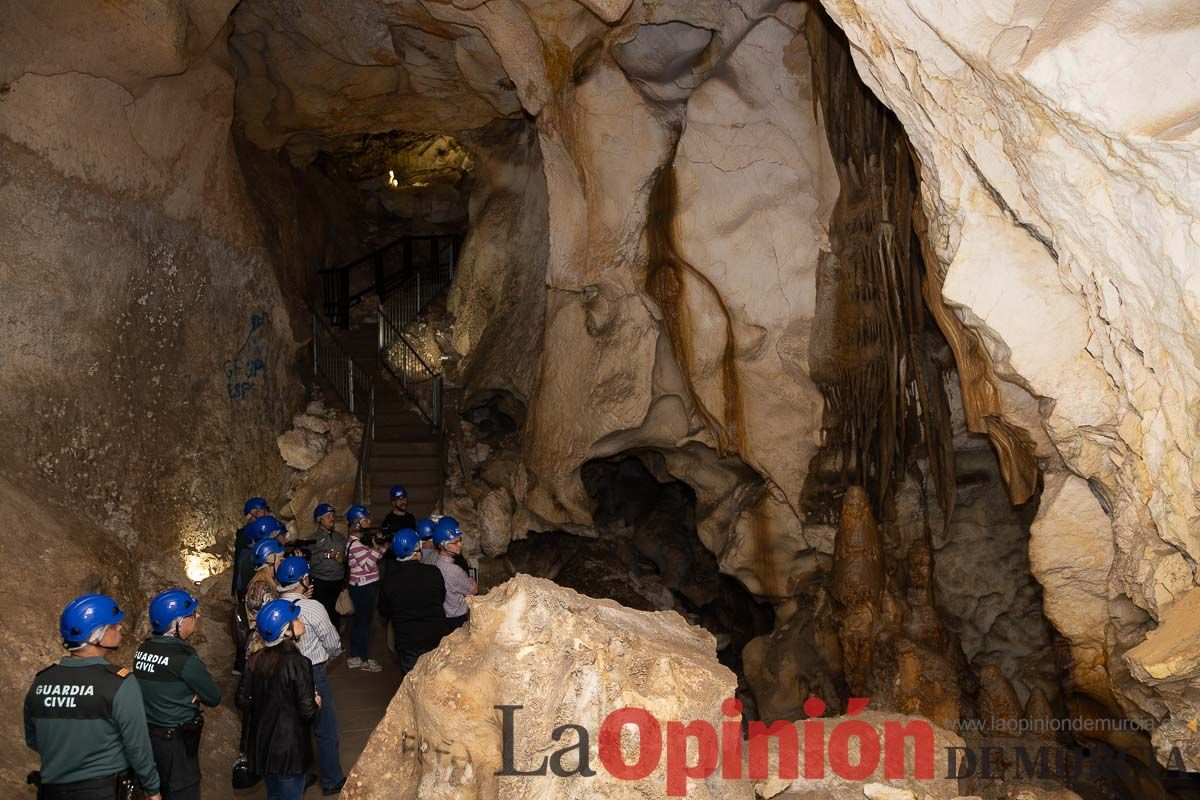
[381,485,416,535]
[237,497,271,552]
[231,498,272,675]
[243,539,287,658]
[24,594,162,800]
[414,517,438,565]
[377,530,446,679]
[236,600,320,800]
[276,558,346,795]
[134,590,220,800]
[345,509,388,673]
[233,498,272,593]
[308,502,347,629]
[236,516,286,600]
[433,517,477,633]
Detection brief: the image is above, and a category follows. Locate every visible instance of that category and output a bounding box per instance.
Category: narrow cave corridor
[3,1,1199,800]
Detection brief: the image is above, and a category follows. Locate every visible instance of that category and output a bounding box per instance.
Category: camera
[360,527,393,549]
[287,539,315,559]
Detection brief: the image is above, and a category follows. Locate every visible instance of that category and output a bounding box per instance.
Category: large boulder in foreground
[344,574,751,800]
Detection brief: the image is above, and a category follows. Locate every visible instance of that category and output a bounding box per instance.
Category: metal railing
[313,311,377,505]
[354,385,375,505]
[378,312,443,428]
[318,235,460,328]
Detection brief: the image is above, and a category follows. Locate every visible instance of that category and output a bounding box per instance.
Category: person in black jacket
[236,600,320,800]
[380,485,416,534]
[377,530,446,679]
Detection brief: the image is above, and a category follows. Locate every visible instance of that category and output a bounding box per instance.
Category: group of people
[22,484,478,800]
[230,486,477,799]
[24,590,219,800]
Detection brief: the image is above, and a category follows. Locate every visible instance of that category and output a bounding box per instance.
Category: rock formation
[5,0,1200,791]
[817,0,1200,756]
[831,487,884,695]
[344,574,752,800]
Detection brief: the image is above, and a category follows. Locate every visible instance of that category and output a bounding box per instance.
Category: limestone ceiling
[229,0,781,160]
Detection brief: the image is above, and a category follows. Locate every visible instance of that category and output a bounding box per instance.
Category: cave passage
[9,0,1200,797]
[503,454,774,713]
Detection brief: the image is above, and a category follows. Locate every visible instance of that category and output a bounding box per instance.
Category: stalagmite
[831,486,883,695]
[977,664,1024,738]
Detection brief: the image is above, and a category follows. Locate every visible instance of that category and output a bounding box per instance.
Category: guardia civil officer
[24,594,162,800]
[135,590,221,800]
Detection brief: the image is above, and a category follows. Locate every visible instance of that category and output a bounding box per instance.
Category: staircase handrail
[376,311,443,428]
[311,311,373,415]
[377,309,438,376]
[354,385,375,505]
[318,234,460,328]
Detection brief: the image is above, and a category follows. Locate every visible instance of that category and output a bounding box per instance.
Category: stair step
[368,472,442,486]
[369,474,441,489]
[374,415,434,427]
[371,438,439,451]
[368,460,441,475]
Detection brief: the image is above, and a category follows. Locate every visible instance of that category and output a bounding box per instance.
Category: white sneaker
[360,659,383,673]
[346,657,363,669]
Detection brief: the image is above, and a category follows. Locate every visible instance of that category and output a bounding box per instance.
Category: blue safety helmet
[243,497,270,516]
[249,515,285,542]
[275,556,310,587]
[253,538,286,566]
[346,504,371,526]
[256,599,302,645]
[313,503,336,521]
[60,594,125,646]
[433,516,462,548]
[392,529,420,559]
[148,589,199,635]
[415,518,435,541]
[389,485,408,500]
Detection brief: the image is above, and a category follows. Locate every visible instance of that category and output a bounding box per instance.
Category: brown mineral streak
[915,203,1041,504]
[645,151,772,592]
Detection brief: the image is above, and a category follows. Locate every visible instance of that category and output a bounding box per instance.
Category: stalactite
[802,7,957,523]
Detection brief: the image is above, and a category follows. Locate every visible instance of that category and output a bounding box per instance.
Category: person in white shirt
[275,557,346,796]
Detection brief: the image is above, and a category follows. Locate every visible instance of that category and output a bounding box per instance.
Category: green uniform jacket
[133,636,222,727]
[23,657,161,794]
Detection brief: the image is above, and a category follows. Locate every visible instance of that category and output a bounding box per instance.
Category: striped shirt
[278,593,341,666]
[347,537,386,586]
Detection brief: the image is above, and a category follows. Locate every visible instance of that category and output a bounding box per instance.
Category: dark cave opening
[503,453,775,716]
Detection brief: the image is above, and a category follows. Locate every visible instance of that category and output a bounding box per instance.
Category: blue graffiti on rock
[225,312,268,400]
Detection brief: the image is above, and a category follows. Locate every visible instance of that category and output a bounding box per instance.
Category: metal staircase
[310,234,459,512]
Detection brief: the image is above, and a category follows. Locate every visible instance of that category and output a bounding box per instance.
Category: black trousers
[312,578,343,628]
[40,771,131,800]
[150,732,201,800]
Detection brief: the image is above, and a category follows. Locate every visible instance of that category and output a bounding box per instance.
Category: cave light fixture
[387,169,399,188]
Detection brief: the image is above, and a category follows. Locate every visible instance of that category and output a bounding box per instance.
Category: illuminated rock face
[816,0,1200,758]
[0,6,301,794]
[228,0,1200,757]
[7,0,1200,781]
[0,3,301,531]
